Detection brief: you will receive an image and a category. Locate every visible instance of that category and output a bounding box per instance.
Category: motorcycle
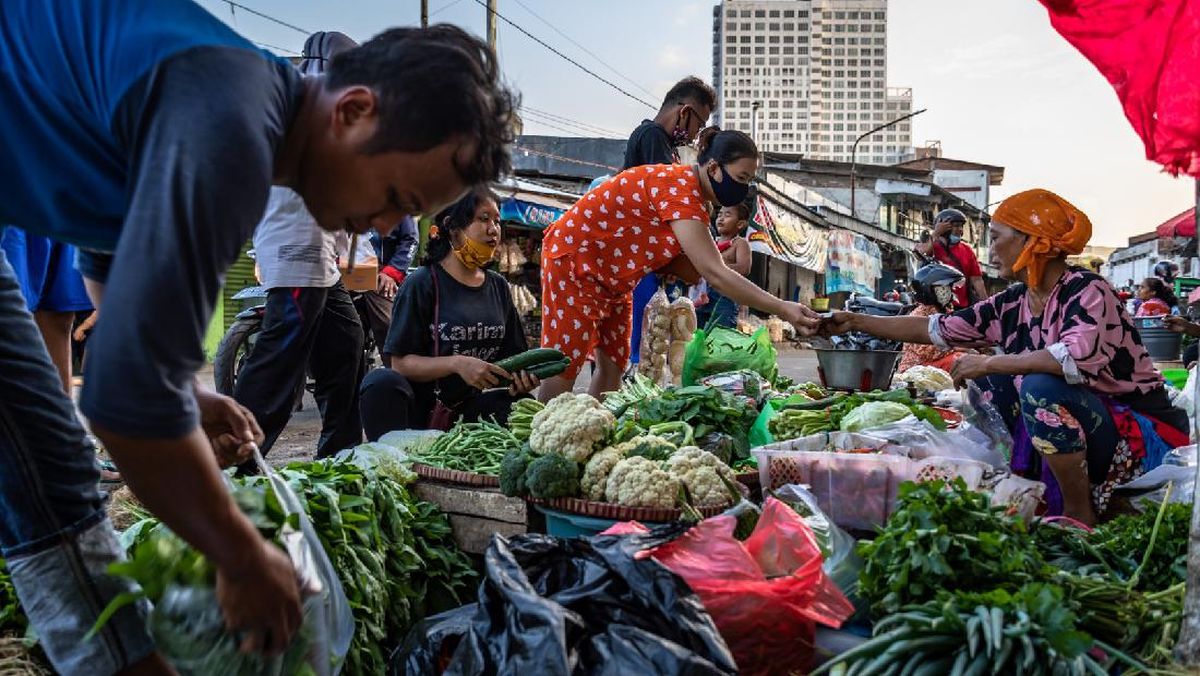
[212,251,380,399]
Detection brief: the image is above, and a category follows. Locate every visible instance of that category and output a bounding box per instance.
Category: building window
[755,46,764,54]
[769,22,780,30]
[726,46,736,55]
[834,11,845,19]
[784,10,795,18]
[783,22,795,31]
[874,12,885,20]
[755,35,765,43]
[739,35,750,43]
[754,9,765,17]
[726,35,737,44]
[740,10,750,18]
[769,35,780,43]
[754,22,765,30]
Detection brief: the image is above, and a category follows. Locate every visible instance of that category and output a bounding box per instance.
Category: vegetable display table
[412,480,545,554]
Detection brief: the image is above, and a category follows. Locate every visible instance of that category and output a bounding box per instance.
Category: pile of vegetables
[506,398,544,442]
[833,478,1187,672]
[768,389,945,441]
[501,393,740,510]
[604,375,758,463]
[895,365,954,393]
[409,421,520,475]
[105,461,476,676]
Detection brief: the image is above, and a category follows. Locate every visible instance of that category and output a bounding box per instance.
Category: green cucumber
[528,358,570,379]
[494,348,566,373]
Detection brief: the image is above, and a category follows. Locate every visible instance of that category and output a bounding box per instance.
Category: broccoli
[499,449,534,497]
[525,454,580,499]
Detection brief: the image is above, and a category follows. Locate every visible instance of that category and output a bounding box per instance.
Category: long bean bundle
[411,421,521,475]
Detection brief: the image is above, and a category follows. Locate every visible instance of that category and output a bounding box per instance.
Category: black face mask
[710,163,750,207]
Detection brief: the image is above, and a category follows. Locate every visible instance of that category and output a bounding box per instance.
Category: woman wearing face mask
[359,189,539,440]
[823,189,1188,525]
[537,128,822,401]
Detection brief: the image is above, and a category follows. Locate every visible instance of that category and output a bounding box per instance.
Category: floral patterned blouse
[930,269,1163,396]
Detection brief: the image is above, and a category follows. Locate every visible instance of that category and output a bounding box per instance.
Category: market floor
[191,347,822,467]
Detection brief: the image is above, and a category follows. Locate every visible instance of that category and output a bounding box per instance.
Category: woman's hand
[950,354,992,388]
[455,356,510,390]
[780,302,822,336]
[817,311,857,337]
[1163,315,1200,338]
[508,370,541,396]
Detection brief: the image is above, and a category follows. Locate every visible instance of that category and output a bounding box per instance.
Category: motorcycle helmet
[934,208,967,225]
[911,263,964,310]
[1154,261,1179,283]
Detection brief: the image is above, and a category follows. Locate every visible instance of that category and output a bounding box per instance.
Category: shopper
[362,216,420,363]
[233,32,366,465]
[1134,276,1178,317]
[537,128,822,401]
[0,2,518,671]
[695,202,752,329]
[359,190,538,441]
[0,229,92,393]
[622,77,717,369]
[824,189,1187,526]
[917,208,988,308]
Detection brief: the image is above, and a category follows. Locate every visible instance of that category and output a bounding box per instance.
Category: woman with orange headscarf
[823,189,1187,525]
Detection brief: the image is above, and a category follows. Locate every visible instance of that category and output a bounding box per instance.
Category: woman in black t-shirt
[359,189,539,440]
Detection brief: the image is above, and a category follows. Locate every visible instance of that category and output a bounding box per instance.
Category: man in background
[621,76,717,367]
[917,208,987,308]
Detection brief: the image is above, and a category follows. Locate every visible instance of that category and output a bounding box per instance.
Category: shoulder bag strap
[431,266,442,401]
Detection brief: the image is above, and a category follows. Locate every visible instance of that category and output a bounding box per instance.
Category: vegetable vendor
[897,262,972,374]
[537,128,822,401]
[0,3,518,671]
[360,190,540,440]
[823,189,1187,526]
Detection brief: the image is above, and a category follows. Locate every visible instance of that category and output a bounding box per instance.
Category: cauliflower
[623,434,678,462]
[664,447,735,508]
[529,393,615,463]
[605,456,678,508]
[581,445,626,501]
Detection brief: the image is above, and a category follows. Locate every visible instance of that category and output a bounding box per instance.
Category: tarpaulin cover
[1040,0,1200,176]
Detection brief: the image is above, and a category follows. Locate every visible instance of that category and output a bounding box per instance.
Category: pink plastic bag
[603,499,854,675]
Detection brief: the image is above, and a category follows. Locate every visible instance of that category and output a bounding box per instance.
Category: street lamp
[850,108,927,218]
[750,101,761,142]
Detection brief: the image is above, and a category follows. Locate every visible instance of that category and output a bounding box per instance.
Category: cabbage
[896,366,954,393]
[839,401,913,433]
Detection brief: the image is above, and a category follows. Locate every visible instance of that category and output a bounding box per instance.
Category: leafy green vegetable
[858,479,1046,616]
[610,383,757,461]
[524,454,580,499]
[838,401,912,433]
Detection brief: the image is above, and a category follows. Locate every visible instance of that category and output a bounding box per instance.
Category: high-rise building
[711,0,914,164]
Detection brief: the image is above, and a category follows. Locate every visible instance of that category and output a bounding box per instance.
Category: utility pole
[420,0,428,27]
[486,0,497,53]
[750,101,761,143]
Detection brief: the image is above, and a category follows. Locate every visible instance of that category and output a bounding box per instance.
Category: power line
[217,1,310,36]
[430,0,467,17]
[469,0,657,110]
[509,0,657,101]
[520,113,592,138]
[514,145,619,172]
[521,106,621,137]
[252,40,303,56]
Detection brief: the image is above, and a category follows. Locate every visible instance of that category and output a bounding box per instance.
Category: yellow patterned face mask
[452,235,496,269]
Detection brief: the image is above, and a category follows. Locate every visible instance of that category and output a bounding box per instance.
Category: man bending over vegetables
[0,1,517,672]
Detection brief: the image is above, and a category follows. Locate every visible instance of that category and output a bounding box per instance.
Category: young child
[696,203,752,328]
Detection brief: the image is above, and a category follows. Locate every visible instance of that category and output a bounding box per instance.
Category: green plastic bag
[748,399,780,449]
[681,326,778,387]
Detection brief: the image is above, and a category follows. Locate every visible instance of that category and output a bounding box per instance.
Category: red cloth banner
[1041,0,1200,176]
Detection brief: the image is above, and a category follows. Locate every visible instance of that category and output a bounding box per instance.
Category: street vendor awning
[494,178,578,229]
[1155,207,1196,239]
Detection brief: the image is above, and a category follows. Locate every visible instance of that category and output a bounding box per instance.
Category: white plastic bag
[637,287,671,385]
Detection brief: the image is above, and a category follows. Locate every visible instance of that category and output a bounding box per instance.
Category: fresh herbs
[858,479,1046,616]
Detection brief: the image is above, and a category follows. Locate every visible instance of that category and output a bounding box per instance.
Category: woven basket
[411,463,500,488]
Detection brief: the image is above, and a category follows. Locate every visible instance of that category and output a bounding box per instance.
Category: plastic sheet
[393,528,737,675]
[962,382,1014,460]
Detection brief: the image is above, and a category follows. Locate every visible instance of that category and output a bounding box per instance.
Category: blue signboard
[500,197,566,229]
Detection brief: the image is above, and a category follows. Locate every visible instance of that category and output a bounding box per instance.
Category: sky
[194,0,1196,247]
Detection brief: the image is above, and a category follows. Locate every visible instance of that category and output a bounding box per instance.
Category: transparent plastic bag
[865,418,1008,468]
[253,450,355,675]
[638,287,672,385]
[962,382,1014,461]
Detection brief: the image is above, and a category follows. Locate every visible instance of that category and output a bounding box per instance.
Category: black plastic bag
[393,526,737,675]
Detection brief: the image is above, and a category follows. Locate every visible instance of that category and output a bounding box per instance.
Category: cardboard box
[339,261,378,292]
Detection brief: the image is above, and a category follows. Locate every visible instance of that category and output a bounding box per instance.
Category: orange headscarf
[992,188,1092,287]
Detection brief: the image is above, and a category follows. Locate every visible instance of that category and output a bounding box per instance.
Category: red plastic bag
[605,499,854,675]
